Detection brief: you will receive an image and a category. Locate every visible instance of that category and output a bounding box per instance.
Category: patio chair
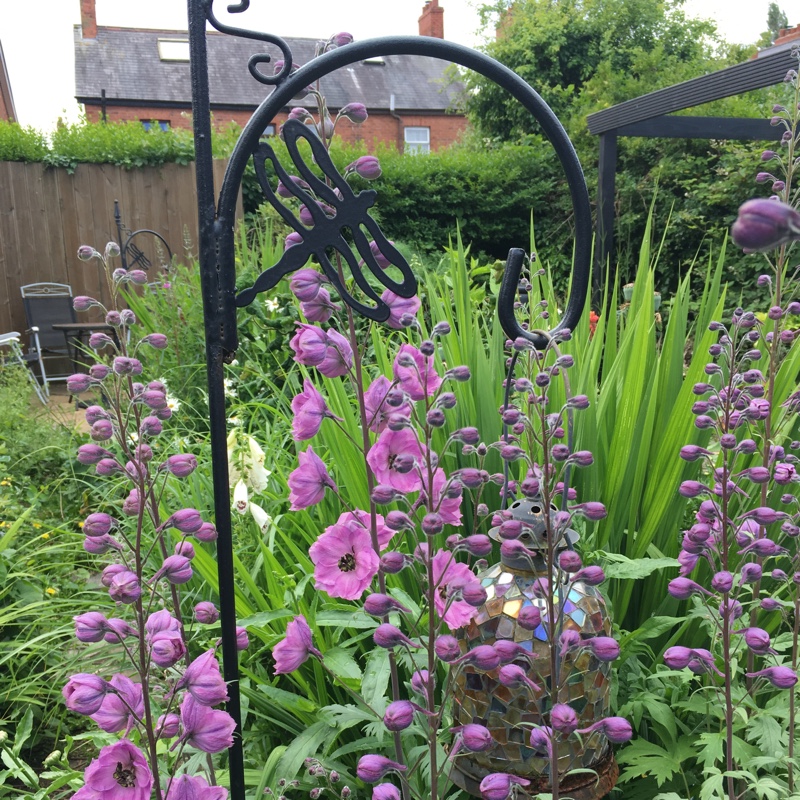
[0,332,48,404]
[20,282,77,398]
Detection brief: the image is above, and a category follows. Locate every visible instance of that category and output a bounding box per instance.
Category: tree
[757,3,789,48]
[467,0,722,141]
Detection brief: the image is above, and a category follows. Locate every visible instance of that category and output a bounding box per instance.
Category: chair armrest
[25,326,40,333]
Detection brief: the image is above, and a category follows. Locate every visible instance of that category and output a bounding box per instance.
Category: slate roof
[74,26,463,113]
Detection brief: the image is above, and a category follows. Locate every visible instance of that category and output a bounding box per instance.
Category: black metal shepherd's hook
[187,1,591,796]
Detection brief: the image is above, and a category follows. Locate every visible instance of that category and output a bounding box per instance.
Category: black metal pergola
[588,42,797,273]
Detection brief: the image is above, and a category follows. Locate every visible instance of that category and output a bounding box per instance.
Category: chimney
[419,0,444,39]
[80,0,97,39]
[774,25,800,47]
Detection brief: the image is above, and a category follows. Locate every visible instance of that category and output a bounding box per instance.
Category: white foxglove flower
[249,502,272,533]
[233,480,249,514]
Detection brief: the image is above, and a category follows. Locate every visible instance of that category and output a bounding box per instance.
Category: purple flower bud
[194,522,218,542]
[74,611,108,643]
[168,509,203,534]
[90,420,113,441]
[719,598,744,621]
[164,454,197,478]
[461,582,488,607]
[62,673,108,715]
[364,594,410,617]
[139,416,163,437]
[746,666,798,689]
[668,577,709,600]
[573,565,605,586]
[195,602,219,624]
[517,605,542,630]
[66,373,92,394]
[679,480,707,498]
[761,598,782,611]
[383,700,415,731]
[411,669,431,695]
[83,512,114,538]
[738,627,773,654]
[386,511,414,532]
[497,663,539,691]
[77,245,99,261]
[664,646,693,669]
[550,703,579,734]
[421,513,444,536]
[108,570,141,604]
[731,198,800,253]
[157,713,180,739]
[356,755,406,783]
[141,389,168,410]
[156,555,193,584]
[462,534,493,557]
[83,534,121,554]
[581,717,633,743]
[95,458,123,476]
[373,624,417,650]
[772,569,788,581]
[711,571,734,592]
[434,635,461,662]
[574,502,607,521]
[347,155,381,180]
[339,102,368,123]
[460,723,493,752]
[142,333,168,349]
[380,551,406,574]
[740,562,762,583]
[586,636,620,661]
[447,366,471,382]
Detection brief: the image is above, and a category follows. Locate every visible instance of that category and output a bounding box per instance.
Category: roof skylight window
[158,39,190,62]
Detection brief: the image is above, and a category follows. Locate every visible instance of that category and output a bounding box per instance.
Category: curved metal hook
[216,37,592,348]
[204,0,293,85]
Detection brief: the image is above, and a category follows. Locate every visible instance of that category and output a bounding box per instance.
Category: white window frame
[158,39,190,62]
[404,126,430,155]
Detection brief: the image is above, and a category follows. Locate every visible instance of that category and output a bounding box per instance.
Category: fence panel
[0,159,240,337]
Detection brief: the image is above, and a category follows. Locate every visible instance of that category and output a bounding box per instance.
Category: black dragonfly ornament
[235,119,418,320]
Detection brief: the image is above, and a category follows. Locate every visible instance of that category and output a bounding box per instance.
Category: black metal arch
[187,2,592,796]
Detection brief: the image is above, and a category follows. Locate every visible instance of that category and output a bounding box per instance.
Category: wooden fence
[0,159,241,336]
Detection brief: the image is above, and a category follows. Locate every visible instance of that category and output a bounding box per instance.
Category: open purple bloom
[108,570,142,604]
[179,694,236,753]
[393,344,441,400]
[364,375,393,433]
[317,328,353,378]
[76,739,152,800]
[273,615,319,674]
[367,428,425,493]
[165,773,228,800]
[337,508,394,550]
[288,446,337,510]
[91,674,144,734]
[381,290,421,329]
[309,520,380,600]
[301,287,338,323]
[432,550,480,628]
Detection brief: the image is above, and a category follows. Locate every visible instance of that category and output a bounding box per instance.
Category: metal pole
[187,2,245,798]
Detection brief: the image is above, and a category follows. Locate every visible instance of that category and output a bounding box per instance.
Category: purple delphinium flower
[164,773,228,800]
[288,445,337,510]
[367,428,425,494]
[393,344,442,400]
[291,379,332,441]
[731,197,800,252]
[90,674,144,733]
[178,694,236,753]
[746,666,798,688]
[301,287,338,323]
[290,268,326,302]
[317,328,354,378]
[75,739,152,800]
[74,612,108,643]
[195,602,220,624]
[431,550,480,629]
[381,290,421,329]
[309,520,380,600]
[290,323,329,366]
[577,717,633,743]
[273,615,320,674]
[62,674,108,715]
[176,649,229,705]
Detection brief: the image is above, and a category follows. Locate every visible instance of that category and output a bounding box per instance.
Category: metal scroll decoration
[235,119,417,319]
[188,2,593,798]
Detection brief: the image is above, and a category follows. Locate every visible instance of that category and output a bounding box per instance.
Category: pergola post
[595,130,617,294]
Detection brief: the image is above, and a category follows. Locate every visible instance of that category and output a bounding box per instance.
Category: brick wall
[83,104,468,151]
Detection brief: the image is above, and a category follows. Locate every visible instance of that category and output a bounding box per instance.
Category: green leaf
[699,773,725,800]
[237,609,294,628]
[361,647,391,709]
[617,739,692,788]
[747,714,785,758]
[601,553,679,580]
[319,704,375,731]
[276,720,331,780]
[697,731,725,771]
[258,684,317,715]
[323,647,362,681]
[316,610,377,629]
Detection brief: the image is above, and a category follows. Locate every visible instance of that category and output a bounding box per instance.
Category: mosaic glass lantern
[450,499,619,799]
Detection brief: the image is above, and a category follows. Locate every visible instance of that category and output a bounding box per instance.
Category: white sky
[0,0,788,131]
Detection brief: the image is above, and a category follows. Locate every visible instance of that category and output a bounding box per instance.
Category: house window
[158,39,190,62]
[142,120,170,132]
[261,124,276,138]
[404,127,430,155]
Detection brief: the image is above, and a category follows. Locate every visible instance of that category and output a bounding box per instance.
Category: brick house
[74,0,468,153]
